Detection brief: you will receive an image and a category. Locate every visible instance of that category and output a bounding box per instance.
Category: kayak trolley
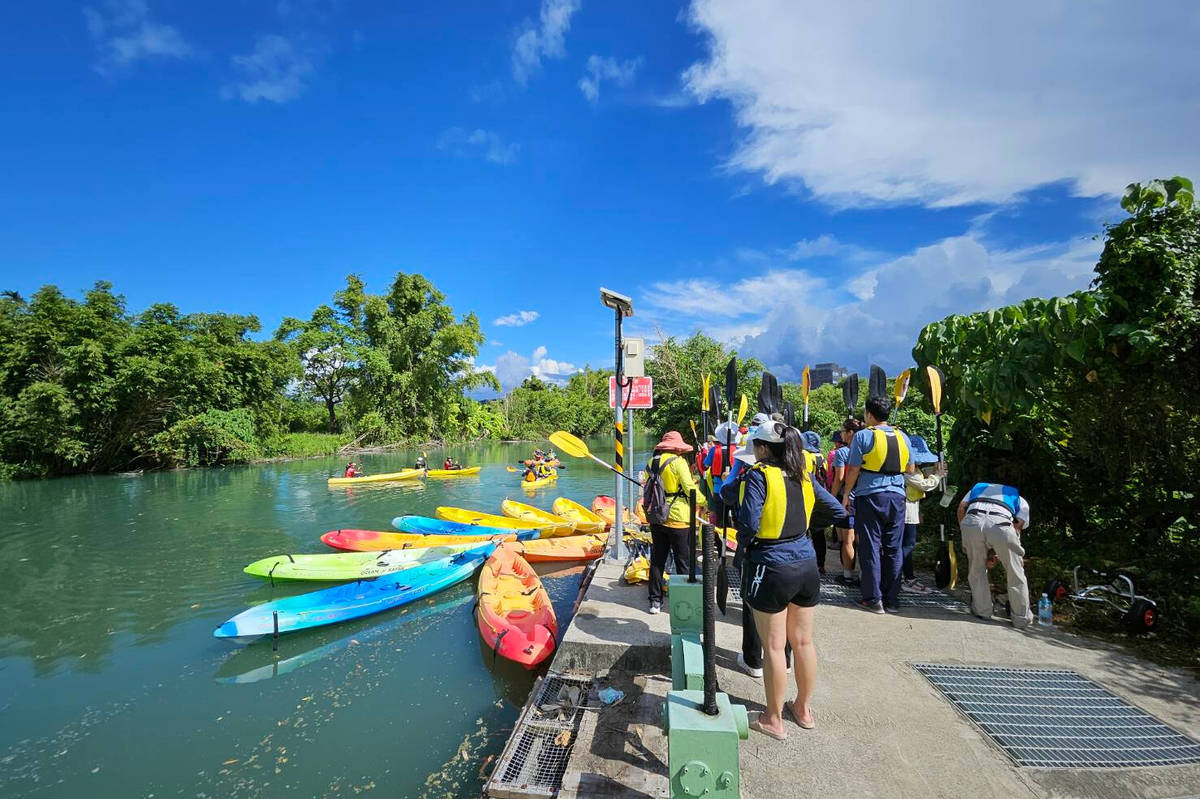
[1044,566,1161,635]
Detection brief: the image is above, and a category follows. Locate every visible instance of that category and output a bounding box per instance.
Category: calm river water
[0,440,643,799]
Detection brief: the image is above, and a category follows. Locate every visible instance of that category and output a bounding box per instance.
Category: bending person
[958,483,1033,628]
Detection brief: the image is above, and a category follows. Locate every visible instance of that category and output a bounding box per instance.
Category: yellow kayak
[499,499,576,537]
[425,466,481,478]
[327,468,424,486]
[551,497,608,534]
[519,471,558,490]
[436,506,549,533]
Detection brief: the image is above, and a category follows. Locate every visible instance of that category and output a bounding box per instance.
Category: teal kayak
[392,515,540,540]
[213,544,494,639]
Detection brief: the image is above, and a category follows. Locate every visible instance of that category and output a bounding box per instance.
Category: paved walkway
[554,556,1200,799]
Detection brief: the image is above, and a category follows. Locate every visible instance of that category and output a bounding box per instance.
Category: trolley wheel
[1045,578,1069,603]
[1125,598,1160,634]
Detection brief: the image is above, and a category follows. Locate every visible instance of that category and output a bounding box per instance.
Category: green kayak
[243,542,480,581]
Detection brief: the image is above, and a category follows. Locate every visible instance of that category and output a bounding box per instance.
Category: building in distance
[810,362,849,389]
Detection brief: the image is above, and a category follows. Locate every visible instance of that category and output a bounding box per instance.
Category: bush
[151,408,260,467]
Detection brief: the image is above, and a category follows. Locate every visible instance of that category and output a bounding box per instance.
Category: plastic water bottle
[1038,593,1054,627]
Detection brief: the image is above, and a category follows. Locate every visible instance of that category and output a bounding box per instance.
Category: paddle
[689,419,701,449]
[927,365,956,589]
[549,431,643,486]
[701,373,711,440]
[869,364,887,402]
[737,394,749,425]
[841,373,859,416]
[801,365,811,430]
[759,372,780,414]
[894,368,912,410]
[783,400,795,429]
[718,356,738,614]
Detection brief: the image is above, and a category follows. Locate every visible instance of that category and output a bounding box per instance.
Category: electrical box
[623,337,645,377]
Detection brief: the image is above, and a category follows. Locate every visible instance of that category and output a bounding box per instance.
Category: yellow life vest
[739,463,815,542]
[861,427,910,475]
[905,482,926,502]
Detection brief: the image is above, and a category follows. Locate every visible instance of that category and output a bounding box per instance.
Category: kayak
[522,459,561,468]
[321,528,514,552]
[551,497,608,534]
[499,499,575,537]
[327,468,424,486]
[436,506,550,533]
[392,515,540,540]
[507,534,605,563]
[244,543,483,581]
[592,495,646,527]
[215,545,494,638]
[425,466,481,478]
[475,545,557,667]
[519,471,558,490]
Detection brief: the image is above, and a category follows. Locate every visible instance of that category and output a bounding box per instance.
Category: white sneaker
[648,602,661,615]
[901,579,933,595]
[736,653,763,678]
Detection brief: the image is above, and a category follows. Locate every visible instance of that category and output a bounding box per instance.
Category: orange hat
[653,431,693,453]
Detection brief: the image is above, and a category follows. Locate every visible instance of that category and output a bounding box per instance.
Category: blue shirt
[720,465,848,564]
[847,424,912,497]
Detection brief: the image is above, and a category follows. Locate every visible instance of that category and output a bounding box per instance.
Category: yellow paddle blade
[701,374,711,411]
[926,365,944,415]
[948,542,959,589]
[549,431,590,459]
[737,394,748,424]
[894,368,912,409]
[801,365,810,400]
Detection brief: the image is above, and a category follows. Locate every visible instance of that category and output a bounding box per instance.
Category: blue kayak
[392,514,540,541]
[213,543,494,639]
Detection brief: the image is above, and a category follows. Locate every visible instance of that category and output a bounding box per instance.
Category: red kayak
[321,528,513,552]
[475,545,557,668]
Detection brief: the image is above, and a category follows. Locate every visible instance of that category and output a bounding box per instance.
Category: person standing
[645,431,706,615]
[840,396,915,614]
[900,435,944,594]
[957,483,1033,628]
[800,431,829,576]
[830,419,864,585]
[726,421,848,739]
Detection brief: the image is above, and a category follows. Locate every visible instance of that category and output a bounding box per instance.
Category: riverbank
[534,554,1200,799]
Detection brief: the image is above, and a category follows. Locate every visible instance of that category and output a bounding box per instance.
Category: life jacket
[966,482,1021,516]
[739,463,815,543]
[860,426,910,475]
[344,467,356,477]
[444,460,453,470]
[905,481,927,502]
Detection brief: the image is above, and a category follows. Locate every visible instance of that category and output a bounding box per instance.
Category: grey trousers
[961,509,1033,628]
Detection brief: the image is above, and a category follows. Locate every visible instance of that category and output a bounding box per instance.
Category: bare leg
[838,528,856,573]
[786,604,816,724]
[752,608,789,737]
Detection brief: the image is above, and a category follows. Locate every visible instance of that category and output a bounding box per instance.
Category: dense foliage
[495,369,613,440]
[914,177,1200,633]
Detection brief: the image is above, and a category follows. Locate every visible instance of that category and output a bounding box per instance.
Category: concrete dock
[546,557,1200,799]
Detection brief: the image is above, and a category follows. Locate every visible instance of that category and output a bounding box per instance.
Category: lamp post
[600,288,633,561]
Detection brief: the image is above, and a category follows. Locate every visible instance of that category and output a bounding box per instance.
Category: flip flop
[784,700,816,730]
[749,714,787,741]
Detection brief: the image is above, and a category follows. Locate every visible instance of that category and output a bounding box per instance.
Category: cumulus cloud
[512,0,580,84]
[83,0,193,74]
[491,346,579,390]
[643,232,1100,377]
[494,310,540,327]
[578,55,642,104]
[438,127,519,165]
[222,35,319,103]
[683,0,1200,207]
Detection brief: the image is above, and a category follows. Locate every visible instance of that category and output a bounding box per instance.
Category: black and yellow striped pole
[614,420,624,473]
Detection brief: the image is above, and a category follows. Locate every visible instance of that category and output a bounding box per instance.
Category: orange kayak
[507,534,606,563]
[592,495,646,526]
[475,545,557,668]
[321,528,514,552]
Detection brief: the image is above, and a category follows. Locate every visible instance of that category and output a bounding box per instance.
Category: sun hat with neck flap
[653,430,693,453]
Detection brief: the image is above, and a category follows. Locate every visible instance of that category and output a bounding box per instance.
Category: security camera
[599,287,634,317]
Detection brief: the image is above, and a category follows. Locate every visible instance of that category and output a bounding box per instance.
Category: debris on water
[91,767,100,774]
[190,604,200,609]
[222,759,239,766]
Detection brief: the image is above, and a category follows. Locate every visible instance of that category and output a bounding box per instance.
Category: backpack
[643,454,684,525]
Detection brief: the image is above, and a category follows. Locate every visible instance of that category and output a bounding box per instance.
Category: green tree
[644,332,763,440]
[275,303,358,432]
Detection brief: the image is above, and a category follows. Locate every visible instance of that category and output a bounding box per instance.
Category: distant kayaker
[443,457,461,470]
[344,462,361,478]
[415,454,427,470]
[958,483,1033,628]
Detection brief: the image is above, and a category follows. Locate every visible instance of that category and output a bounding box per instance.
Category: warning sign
[609,376,653,409]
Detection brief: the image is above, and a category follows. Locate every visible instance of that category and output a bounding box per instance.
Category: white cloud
[438,127,519,165]
[643,231,1100,375]
[83,0,193,74]
[512,0,580,84]
[223,35,318,104]
[489,346,580,390]
[494,310,540,327]
[683,0,1200,207]
[578,55,642,104]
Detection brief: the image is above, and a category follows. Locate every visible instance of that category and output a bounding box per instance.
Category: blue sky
[3,1,1198,389]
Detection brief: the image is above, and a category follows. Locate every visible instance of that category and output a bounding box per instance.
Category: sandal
[749,713,787,741]
[784,700,816,730]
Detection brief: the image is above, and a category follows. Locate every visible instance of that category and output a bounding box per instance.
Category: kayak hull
[508,534,605,562]
[499,499,575,537]
[551,497,607,534]
[243,543,481,581]
[436,506,550,534]
[215,546,494,638]
[519,473,558,490]
[321,528,515,552]
[425,466,481,478]
[392,515,540,540]
[475,546,557,668]
[327,468,424,486]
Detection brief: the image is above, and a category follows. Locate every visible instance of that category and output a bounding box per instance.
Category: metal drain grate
[819,573,964,609]
[914,663,1200,769]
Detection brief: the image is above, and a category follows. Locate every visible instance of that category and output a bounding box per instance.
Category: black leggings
[648,524,689,604]
[811,527,828,574]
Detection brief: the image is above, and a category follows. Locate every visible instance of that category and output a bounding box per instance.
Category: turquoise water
[0,441,637,798]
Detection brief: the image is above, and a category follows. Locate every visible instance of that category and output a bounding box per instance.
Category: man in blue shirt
[839,395,915,614]
[957,483,1033,627]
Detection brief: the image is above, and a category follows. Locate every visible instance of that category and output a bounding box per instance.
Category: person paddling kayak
[344,461,362,478]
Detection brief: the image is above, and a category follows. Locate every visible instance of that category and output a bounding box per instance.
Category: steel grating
[913,663,1200,769]
[819,573,964,609]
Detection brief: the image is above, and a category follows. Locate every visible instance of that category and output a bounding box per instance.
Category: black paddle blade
[841,373,859,414]
[935,542,951,588]
[723,356,738,413]
[717,554,729,615]
[708,383,722,422]
[783,400,795,428]
[759,372,779,414]
[869,364,887,402]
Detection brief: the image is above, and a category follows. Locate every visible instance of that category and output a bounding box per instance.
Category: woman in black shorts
[733,421,848,739]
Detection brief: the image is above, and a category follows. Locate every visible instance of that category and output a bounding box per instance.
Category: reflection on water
[0,439,646,799]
